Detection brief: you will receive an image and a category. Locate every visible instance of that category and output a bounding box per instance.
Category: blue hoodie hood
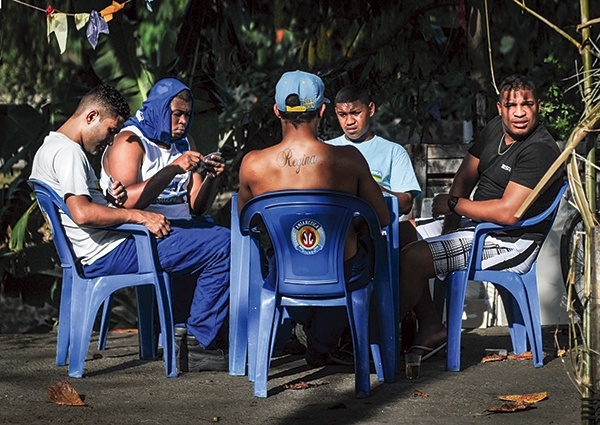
[124,78,193,146]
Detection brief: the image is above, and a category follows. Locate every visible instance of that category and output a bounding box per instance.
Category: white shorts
[415,218,540,280]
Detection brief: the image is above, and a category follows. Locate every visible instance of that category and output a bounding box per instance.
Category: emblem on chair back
[291,218,326,255]
[240,191,379,297]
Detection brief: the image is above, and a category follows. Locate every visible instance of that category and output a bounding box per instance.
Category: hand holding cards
[197,151,224,177]
[105,175,127,207]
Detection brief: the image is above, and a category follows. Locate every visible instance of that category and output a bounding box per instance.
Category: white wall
[530,197,571,325]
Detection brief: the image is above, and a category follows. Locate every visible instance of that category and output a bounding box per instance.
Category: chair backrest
[517,180,568,234]
[28,178,78,272]
[239,190,386,298]
[469,180,569,274]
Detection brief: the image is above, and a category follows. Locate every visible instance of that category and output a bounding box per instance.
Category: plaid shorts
[415,218,541,280]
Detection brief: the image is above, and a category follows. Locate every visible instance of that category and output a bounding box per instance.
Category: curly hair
[498,75,538,101]
[76,84,130,121]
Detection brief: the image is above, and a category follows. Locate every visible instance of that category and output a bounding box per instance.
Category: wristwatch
[448,196,459,213]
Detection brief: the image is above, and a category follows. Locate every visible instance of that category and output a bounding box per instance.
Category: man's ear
[496,101,502,115]
[273,104,282,118]
[368,101,376,117]
[318,103,326,118]
[85,109,100,124]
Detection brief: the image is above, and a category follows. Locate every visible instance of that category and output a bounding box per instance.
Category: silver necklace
[497,135,515,156]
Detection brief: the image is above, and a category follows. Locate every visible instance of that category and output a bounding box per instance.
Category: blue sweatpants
[83,218,230,349]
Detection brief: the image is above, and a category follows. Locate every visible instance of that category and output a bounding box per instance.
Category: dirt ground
[0,326,581,425]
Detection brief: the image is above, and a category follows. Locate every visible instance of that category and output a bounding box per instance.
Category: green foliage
[8,198,37,252]
[0,0,596,328]
[0,1,77,107]
[541,82,579,142]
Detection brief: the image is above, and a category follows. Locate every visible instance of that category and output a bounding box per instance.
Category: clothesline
[6,0,153,53]
[10,0,133,17]
[11,0,45,13]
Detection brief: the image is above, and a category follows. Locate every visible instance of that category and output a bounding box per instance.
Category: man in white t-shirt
[31,84,230,374]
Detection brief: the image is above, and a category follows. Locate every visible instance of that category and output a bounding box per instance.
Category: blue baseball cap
[275,70,330,112]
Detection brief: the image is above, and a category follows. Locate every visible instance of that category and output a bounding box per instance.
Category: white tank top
[100,125,192,219]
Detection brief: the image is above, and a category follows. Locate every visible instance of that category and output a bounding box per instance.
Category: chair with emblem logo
[237,190,397,398]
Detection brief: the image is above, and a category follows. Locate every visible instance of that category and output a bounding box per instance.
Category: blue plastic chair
[229,193,400,380]
[28,179,177,378]
[445,181,568,371]
[238,190,397,398]
[229,193,401,379]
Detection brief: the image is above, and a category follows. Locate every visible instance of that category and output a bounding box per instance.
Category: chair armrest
[108,223,161,274]
[466,182,567,275]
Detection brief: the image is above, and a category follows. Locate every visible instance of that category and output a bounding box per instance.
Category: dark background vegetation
[0,0,596,330]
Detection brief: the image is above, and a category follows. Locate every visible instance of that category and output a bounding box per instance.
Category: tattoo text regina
[277,148,317,174]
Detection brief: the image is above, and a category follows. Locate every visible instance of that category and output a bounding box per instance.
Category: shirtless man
[237,70,389,366]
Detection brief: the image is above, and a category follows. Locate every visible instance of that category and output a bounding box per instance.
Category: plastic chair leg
[370,343,384,382]
[154,274,177,378]
[446,270,468,372]
[97,295,113,350]
[348,285,373,398]
[521,271,544,367]
[496,286,528,354]
[136,285,157,360]
[56,270,73,366]
[373,274,397,383]
[229,221,251,376]
[253,289,279,398]
[67,283,100,378]
[246,243,263,383]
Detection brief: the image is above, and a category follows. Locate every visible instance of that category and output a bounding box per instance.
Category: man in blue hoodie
[101,79,230,373]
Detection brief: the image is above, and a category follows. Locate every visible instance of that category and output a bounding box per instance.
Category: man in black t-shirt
[400,74,563,359]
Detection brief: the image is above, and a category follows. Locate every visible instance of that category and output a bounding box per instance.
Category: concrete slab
[0,326,580,424]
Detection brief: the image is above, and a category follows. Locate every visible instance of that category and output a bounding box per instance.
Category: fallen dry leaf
[507,352,533,361]
[412,390,429,398]
[499,391,547,404]
[47,380,88,406]
[485,391,547,414]
[113,328,138,334]
[557,348,567,357]
[486,400,536,413]
[481,353,507,363]
[283,381,329,390]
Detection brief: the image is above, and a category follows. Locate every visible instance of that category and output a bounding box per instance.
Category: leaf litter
[47,380,88,407]
[485,391,547,414]
[283,380,329,391]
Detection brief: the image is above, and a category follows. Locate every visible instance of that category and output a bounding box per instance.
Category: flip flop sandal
[407,342,447,361]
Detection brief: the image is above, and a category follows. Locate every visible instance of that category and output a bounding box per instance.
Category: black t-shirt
[468,115,563,240]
